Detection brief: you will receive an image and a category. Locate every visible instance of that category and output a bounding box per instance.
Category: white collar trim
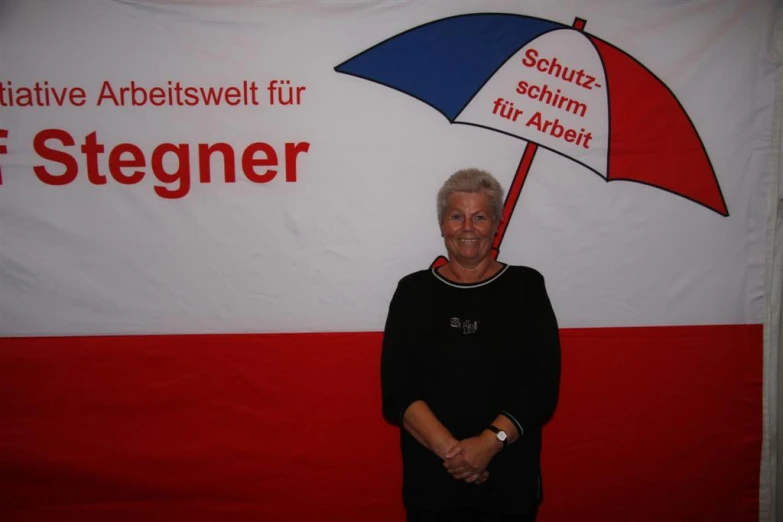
[431,264,509,289]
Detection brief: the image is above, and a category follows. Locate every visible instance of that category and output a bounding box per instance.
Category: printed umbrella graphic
[335,14,728,268]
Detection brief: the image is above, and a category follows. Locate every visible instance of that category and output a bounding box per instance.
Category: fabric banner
[0,1,778,521]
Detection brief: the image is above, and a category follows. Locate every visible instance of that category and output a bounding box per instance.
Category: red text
[521,49,600,90]
[31,129,310,199]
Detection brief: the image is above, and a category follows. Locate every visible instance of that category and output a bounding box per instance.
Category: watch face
[498,431,508,441]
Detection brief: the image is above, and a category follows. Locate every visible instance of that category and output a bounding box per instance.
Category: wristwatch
[487,425,508,448]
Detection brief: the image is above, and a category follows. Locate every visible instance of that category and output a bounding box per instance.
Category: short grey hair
[436,168,505,224]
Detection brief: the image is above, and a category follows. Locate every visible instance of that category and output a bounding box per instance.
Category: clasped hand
[442,433,500,485]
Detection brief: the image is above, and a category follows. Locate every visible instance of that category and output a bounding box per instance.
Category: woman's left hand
[442,431,501,481]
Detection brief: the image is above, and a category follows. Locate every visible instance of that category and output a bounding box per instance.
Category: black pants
[406,507,536,522]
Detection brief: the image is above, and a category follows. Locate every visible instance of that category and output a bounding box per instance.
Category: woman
[381,168,561,522]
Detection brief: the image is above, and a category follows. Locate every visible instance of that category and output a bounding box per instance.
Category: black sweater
[380,264,561,515]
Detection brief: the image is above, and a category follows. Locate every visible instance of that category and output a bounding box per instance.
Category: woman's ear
[493,219,503,237]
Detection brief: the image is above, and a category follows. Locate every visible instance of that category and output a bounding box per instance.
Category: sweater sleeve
[380,279,424,426]
[500,270,561,436]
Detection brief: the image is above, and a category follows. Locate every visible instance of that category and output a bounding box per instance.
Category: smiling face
[440,191,498,269]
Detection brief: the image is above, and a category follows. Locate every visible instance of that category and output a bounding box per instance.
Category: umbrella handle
[429,255,448,270]
[492,142,538,260]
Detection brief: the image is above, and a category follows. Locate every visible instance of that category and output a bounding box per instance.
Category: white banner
[0,0,778,335]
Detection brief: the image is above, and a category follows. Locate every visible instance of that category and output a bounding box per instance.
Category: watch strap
[487,424,508,447]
